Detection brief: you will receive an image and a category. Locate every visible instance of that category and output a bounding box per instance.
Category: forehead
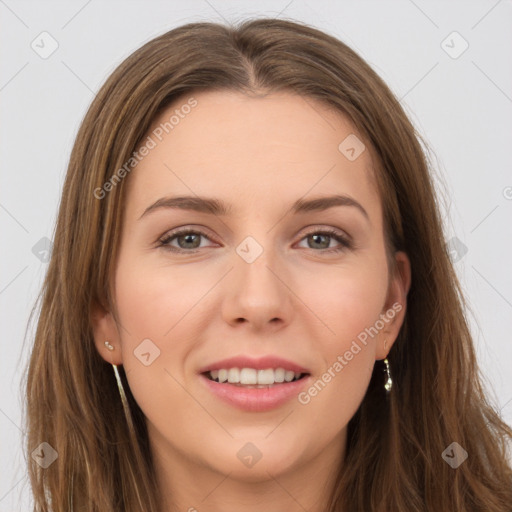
[125,90,380,222]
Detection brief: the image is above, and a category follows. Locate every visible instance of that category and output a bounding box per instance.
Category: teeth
[274,368,285,383]
[257,369,275,385]
[207,367,304,385]
[240,368,257,384]
[284,370,295,382]
[227,368,240,383]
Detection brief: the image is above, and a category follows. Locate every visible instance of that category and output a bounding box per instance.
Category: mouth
[199,367,312,412]
[202,368,310,388]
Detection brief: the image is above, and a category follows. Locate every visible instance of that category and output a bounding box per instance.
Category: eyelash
[157,227,353,254]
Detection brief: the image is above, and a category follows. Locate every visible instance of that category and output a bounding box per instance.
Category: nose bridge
[235,232,281,296]
[222,230,293,327]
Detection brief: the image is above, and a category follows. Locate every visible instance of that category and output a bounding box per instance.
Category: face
[92,90,410,491]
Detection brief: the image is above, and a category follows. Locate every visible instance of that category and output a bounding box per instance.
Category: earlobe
[90,300,123,365]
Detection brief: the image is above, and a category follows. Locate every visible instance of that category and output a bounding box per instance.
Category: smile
[200,370,311,412]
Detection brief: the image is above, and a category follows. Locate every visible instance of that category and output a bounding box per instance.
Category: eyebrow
[138,194,369,221]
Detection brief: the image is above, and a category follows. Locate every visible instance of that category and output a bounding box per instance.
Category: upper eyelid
[159,226,218,243]
[159,225,351,245]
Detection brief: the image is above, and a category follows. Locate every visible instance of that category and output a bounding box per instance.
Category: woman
[23,17,512,512]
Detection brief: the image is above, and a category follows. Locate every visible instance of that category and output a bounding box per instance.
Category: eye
[157,227,353,254]
[158,228,215,252]
[296,228,353,254]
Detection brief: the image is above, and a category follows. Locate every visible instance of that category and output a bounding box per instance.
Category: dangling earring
[104,341,137,438]
[382,338,392,392]
[383,357,392,392]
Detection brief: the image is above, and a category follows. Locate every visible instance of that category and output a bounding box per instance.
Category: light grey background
[1,0,511,509]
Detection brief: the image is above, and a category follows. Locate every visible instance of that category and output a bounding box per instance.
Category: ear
[90,299,124,365]
[375,250,411,360]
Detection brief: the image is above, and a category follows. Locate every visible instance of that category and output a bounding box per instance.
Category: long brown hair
[22,17,512,511]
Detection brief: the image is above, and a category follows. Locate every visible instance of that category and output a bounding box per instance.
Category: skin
[91,90,411,512]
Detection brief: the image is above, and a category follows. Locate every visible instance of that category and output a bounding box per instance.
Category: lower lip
[199,373,311,412]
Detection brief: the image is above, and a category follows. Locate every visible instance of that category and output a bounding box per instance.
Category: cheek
[113,257,201,430]
[114,252,202,343]
[112,252,192,375]
[303,256,389,350]
[294,256,388,422]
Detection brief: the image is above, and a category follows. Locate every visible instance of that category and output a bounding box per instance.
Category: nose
[220,242,295,332]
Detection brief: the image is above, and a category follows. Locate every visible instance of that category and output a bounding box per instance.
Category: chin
[199,434,307,481]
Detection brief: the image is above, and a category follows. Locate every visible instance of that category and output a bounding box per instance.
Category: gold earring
[104,340,137,439]
[383,358,392,392]
[111,364,137,434]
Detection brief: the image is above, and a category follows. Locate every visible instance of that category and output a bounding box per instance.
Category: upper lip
[198,355,310,374]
